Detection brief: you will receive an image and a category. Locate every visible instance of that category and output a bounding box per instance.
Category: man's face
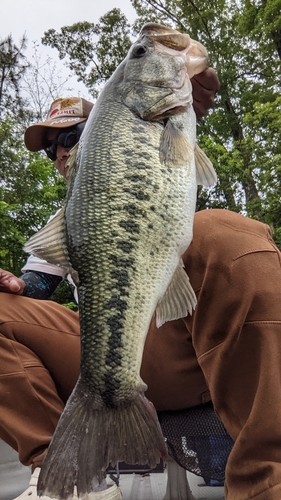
[45,128,72,178]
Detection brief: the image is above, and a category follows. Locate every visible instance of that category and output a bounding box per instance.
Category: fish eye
[131,44,148,58]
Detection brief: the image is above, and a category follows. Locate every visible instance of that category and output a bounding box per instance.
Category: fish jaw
[121,47,193,121]
[185,39,209,77]
[140,22,191,51]
[120,25,209,121]
[140,22,209,77]
[122,77,193,122]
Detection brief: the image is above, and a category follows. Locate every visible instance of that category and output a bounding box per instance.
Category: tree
[0,34,29,119]
[0,34,71,275]
[0,31,84,308]
[22,42,74,122]
[0,116,65,275]
[42,9,132,98]
[42,1,281,245]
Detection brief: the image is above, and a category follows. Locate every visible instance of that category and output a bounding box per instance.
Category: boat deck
[113,470,224,500]
[0,440,225,500]
[0,440,224,500]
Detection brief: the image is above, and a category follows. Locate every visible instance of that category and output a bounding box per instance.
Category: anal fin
[156,259,197,328]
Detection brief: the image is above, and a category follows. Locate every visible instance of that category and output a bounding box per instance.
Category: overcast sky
[1,0,137,98]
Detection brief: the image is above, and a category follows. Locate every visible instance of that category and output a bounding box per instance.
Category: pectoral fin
[160,120,193,168]
[24,208,70,269]
[195,144,217,186]
[156,259,197,328]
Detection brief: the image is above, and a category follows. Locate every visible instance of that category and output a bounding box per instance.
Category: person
[0,69,218,299]
[2,70,281,500]
[2,209,281,500]
[5,69,271,500]
[10,96,93,303]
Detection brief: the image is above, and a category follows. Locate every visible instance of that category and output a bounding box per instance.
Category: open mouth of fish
[142,23,209,77]
[126,23,209,122]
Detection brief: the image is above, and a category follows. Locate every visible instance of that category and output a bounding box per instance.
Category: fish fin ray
[23,208,70,269]
[160,120,193,168]
[65,143,79,181]
[156,259,197,327]
[195,144,217,186]
[38,377,167,499]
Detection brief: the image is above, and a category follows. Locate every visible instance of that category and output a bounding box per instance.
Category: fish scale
[24,22,217,499]
[66,101,194,401]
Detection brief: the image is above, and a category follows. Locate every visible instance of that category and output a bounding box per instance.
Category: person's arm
[0,267,62,299]
[191,67,220,120]
[20,270,62,299]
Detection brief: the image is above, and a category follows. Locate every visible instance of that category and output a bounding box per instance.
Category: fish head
[120,23,209,121]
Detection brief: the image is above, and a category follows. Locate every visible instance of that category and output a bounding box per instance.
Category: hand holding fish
[191,67,220,120]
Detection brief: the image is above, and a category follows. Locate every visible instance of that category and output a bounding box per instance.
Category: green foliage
[0,117,66,275]
[49,279,78,310]
[42,10,132,98]
[239,0,281,58]
[2,0,281,309]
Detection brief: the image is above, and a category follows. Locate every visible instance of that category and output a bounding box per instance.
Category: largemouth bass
[24,23,217,499]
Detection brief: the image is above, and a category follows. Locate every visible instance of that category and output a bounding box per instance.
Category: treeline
[1,0,280,304]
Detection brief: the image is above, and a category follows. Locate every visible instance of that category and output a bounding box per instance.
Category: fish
[24,22,217,499]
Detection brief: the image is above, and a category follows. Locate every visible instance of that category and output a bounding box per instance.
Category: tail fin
[38,376,167,499]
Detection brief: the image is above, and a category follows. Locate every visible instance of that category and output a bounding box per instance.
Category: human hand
[0,268,25,294]
[191,67,220,120]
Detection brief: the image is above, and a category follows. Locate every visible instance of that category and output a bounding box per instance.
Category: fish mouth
[141,23,209,78]
[150,104,190,121]
[140,23,191,51]
[122,23,208,121]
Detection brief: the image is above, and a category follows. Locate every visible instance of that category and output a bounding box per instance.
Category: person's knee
[0,293,24,325]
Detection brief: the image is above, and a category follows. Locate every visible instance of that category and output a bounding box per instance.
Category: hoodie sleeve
[20,255,67,299]
[20,270,63,299]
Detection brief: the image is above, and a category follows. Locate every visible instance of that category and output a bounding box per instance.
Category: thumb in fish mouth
[185,39,209,78]
[139,23,209,78]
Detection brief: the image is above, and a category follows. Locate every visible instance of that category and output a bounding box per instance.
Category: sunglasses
[45,122,86,161]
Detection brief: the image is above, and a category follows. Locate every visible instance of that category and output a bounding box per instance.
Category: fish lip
[149,104,190,121]
[144,31,209,79]
[140,23,191,52]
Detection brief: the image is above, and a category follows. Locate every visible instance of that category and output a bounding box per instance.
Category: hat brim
[24,116,87,152]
